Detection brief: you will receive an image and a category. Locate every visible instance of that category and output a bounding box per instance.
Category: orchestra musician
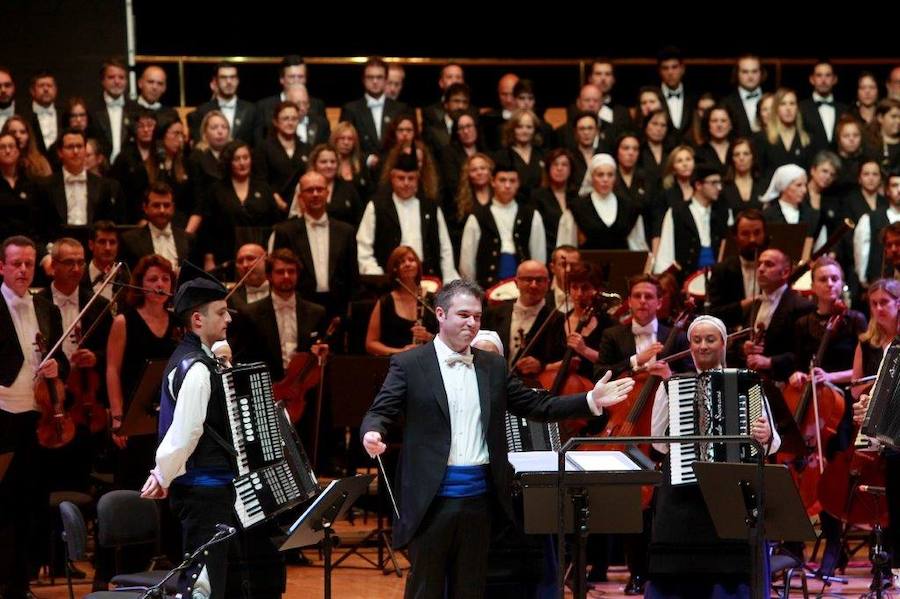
[647,315,779,599]
[140,276,235,599]
[361,278,635,599]
[0,235,68,599]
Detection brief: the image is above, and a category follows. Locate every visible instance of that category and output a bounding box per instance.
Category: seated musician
[365,245,438,356]
[140,276,235,599]
[707,208,768,329]
[786,257,866,577]
[741,248,814,382]
[648,315,780,599]
[852,279,900,585]
[542,262,616,382]
[547,244,580,314]
[482,259,555,382]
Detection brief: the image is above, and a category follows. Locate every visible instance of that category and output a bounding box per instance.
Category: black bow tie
[815,99,834,107]
[744,91,760,100]
[666,91,681,100]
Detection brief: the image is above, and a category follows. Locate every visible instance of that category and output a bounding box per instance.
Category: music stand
[120,359,168,437]
[0,452,13,483]
[578,250,649,297]
[280,474,375,599]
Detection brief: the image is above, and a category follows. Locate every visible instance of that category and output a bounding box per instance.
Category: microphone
[215,523,237,535]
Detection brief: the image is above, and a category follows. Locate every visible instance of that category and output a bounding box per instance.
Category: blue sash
[438,465,489,498]
[698,246,715,269]
[498,253,518,279]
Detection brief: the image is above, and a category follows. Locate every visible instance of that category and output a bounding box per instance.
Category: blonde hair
[766,88,810,147]
[661,145,695,190]
[330,121,364,179]
[861,279,900,348]
[195,110,231,151]
[502,108,542,148]
[455,153,495,221]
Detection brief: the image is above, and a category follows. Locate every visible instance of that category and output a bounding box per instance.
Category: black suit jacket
[360,342,597,547]
[37,171,119,242]
[482,300,556,365]
[36,285,112,364]
[722,90,759,139]
[120,224,191,269]
[0,292,69,388]
[339,97,410,157]
[89,98,140,158]
[707,255,747,329]
[799,97,848,153]
[270,217,358,316]
[253,93,329,145]
[594,322,689,379]
[235,293,327,380]
[743,288,814,381]
[189,98,256,145]
[20,103,64,157]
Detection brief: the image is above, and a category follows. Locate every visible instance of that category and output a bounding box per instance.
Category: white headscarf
[760,164,806,203]
[687,315,728,367]
[589,153,617,174]
[472,329,504,357]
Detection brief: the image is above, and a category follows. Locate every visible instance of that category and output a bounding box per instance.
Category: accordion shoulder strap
[174,351,238,458]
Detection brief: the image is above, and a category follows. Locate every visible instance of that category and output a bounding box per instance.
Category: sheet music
[507,450,639,473]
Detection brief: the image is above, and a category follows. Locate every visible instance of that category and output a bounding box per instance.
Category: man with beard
[707,208,769,328]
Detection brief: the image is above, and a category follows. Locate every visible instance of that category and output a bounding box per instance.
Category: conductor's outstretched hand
[590,371,635,411]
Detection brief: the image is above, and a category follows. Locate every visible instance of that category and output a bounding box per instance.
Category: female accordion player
[646,315,781,599]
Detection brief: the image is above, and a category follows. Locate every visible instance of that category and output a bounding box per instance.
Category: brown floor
[32,520,891,598]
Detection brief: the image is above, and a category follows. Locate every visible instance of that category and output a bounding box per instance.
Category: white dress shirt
[739,87,762,133]
[778,199,800,224]
[365,94,385,139]
[137,96,162,111]
[305,214,331,293]
[356,195,460,282]
[88,262,113,301]
[552,283,572,315]
[271,293,298,370]
[0,101,15,131]
[649,369,781,455]
[297,116,309,143]
[50,284,79,359]
[508,299,545,364]
[217,97,237,131]
[434,336,489,466]
[555,192,648,251]
[663,84,684,129]
[754,284,787,330]
[63,169,89,225]
[104,93,125,162]
[629,318,658,369]
[813,93,837,142]
[0,283,41,413]
[244,281,270,304]
[33,101,58,149]
[458,201,547,281]
[654,199,733,274]
[854,208,900,285]
[598,104,614,125]
[149,223,178,265]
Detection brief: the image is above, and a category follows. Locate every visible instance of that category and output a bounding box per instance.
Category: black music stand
[280,474,375,599]
[120,359,168,437]
[578,250,649,297]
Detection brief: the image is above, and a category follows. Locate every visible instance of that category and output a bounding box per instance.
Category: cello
[776,302,848,515]
[34,332,76,449]
[273,316,341,423]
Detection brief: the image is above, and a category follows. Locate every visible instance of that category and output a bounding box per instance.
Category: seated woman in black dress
[616,132,659,239]
[647,315,779,599]
[186,110,231,234]
[721,137,764,216]
[530,147,577,250]
[693,104,734,170]
[365,245,438,356]
[0,132,39,242]
[638,108,673,185]
[199,140,284,271]
[254,100,309,209]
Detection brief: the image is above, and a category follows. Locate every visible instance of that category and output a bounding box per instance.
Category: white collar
[271,292,296,309]
[739,87,762,100]
[137,96,162,110]
[812,92,835,103]
[304,213,329,227]
[763,283,788,303]
[392,193,418,205]
[148,222,173,236]
[32,101,55,115]
[51,283,78,303]
[434,334,471,361]
[590,190,616,203]
[513,298,544,313]
[1,282,28,304]
[491,199,517,212]
[690,198,712,213]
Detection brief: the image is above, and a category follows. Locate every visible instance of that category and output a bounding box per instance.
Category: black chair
[58,500,144,599]
[95,490,177,595]
[769,552,810,599]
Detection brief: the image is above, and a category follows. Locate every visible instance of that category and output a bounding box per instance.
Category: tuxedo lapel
[419,344,450,423]
[474,349,491,433]
[327,222,340,280]
[87,175,100,223]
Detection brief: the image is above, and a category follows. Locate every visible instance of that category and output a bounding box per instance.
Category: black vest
[472,202,535,288]
[568,193,638,250]
[671,199,731,274]
[866,209,891,284]
[158,332,235,478]
[372,194,442,277]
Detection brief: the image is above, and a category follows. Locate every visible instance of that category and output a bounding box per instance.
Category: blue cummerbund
[698,246,715,269]
[498,253,518,279]
[438,464,490,498]
[175,467,234,487]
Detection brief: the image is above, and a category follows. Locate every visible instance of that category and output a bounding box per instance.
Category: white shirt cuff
[586,391,603,416]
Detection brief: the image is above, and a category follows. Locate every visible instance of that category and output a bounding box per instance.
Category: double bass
[777,302,848,515]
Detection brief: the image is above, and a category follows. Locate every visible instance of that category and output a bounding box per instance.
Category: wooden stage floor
[35,517,892,598]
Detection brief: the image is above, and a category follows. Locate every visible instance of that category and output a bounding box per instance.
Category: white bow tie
[56,296,77,308]
[106,96,125,108]
[445,353,474,367]
[632,322,654,336]
[139,99,162,110]
[65,172,87,184]
[35,106,55,116]
[308,218,328,228]
[153,228,172,238]
[366,97,385,109]
[0,105,13,117]
[218,99,237,110]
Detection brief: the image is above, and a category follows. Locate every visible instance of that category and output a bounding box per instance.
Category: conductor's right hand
[363,431,387,457]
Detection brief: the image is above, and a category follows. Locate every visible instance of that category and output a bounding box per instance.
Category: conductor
[361,278,634,598]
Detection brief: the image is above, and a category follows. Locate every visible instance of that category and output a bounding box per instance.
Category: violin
[34,333,76,449]
[777,301,848,515]
[66,323,107,434]
[273,316,340,423]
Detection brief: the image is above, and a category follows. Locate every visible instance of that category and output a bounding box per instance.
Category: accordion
[667,368,764,486]
[505,413,561,452]
[222,362,320,528]
[861,340,900,448]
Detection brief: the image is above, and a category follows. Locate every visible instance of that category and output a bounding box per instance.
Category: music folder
[120,358,168,437]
